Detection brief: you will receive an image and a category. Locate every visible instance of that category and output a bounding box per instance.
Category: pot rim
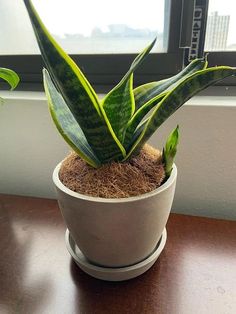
[53,162,177,204]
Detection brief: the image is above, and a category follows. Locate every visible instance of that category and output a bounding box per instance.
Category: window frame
[1,0,234,92]
[184,0,236,87]
[207,52,236,85]
[0,0,184,92]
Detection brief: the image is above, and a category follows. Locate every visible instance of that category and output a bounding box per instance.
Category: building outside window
[205,12,230,51]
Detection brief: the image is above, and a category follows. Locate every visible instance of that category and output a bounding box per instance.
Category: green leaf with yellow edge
[162,126,179,178]
[125,66,236,160]
[134,57,208,111]
[102,38,156,142]
[124,91,167,149]
[23,0,125,163]
[0,68,20,90]
[124,58,207,149]
[43,69,101,168]
[102,74,135,142]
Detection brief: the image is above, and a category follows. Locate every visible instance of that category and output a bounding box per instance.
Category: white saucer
[65,228,167,281]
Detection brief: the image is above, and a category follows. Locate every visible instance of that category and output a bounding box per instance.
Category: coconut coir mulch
[59,144,165,198]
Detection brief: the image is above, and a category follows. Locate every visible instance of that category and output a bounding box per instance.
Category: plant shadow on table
[70,254,169,314]
[0,202,52,314]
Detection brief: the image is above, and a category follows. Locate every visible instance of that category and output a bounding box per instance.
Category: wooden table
[0,194,235,314]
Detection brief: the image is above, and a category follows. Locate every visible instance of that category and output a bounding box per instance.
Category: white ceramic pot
[53,163,177,268]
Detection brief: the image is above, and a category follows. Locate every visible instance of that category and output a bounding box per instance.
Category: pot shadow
[0,200,52,314]
[69,256,169,314]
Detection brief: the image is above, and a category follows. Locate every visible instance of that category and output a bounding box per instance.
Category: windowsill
[1,85,236,102]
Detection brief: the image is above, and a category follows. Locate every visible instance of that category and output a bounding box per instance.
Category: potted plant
[23,0,235,281]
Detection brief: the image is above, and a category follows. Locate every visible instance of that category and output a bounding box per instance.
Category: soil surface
[59,144,165,198]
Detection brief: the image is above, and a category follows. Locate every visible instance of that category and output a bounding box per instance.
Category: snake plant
[23,0,235,171]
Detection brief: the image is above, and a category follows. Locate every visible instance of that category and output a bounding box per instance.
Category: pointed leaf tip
[43,69,101,168]
[102,37,157,142]
[163,125,179,177]
[0,68,20,90]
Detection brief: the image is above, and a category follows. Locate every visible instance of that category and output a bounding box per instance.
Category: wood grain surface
[0,194,235,314]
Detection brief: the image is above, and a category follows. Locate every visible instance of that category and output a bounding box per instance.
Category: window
[1,0,234,91]
[0,0,185,91]
[1,0,167,55]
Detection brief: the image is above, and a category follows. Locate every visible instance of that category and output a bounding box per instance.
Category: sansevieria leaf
[102,38,157,142]
[102,74,135,142]
[134,57,208,111]
[23,0,125,163]
[163,126,179,178]
[0,68,20,90]
[124,92,167,149]
[123,58,207,149]
[125,66,236,159]
[43,69,101,168]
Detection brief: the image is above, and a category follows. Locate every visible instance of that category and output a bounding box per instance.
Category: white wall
[0,91,236,220]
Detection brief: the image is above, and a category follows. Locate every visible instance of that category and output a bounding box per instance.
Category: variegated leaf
[124,92,167,149]
[102,74,135,142]
[44,69,101,168]
[125,66,236,159]
[162,126,179,178]
[124,57,203,148]
[23,0,125,163]
[0,68,19,90]
[102,38,156,142]
[134,57,208,111]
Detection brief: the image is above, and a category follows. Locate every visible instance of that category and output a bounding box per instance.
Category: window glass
[205,0,236,51]
[0,0,167,55]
